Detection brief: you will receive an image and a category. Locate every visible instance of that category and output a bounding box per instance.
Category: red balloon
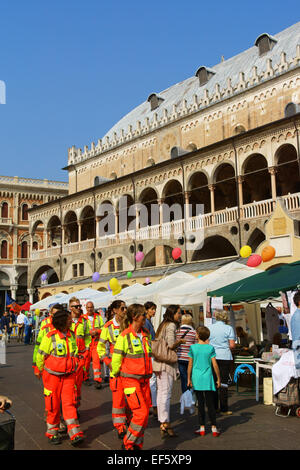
[172,247,182,260]
[246,254,262,268]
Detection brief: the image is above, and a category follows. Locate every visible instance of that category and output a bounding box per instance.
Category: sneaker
[220,411,232,416]
[71,435,85,446]
[48,435,62,445]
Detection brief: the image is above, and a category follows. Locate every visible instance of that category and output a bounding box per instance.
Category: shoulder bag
[152,323,178,364]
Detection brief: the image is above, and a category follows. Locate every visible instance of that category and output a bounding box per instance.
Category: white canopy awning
[157,262,263,307]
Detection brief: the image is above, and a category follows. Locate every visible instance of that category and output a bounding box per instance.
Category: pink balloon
[135,251,144,262]
[172,247,182,260]
[246,254,262,268]
[145,277,150,284]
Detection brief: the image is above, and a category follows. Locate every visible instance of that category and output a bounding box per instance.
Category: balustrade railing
[30,193,300,259]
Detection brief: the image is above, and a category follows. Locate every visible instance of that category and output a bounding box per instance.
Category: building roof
[101,22,300,142]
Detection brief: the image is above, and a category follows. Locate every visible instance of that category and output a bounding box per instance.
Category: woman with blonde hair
[208,310,235,415]
[175,313,197,393]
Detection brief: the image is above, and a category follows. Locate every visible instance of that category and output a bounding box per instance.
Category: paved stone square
[1,340,300,451]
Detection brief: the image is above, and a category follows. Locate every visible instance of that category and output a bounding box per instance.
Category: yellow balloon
[35,308,40,316]
[109,278,122,296]
[240,245,252,258]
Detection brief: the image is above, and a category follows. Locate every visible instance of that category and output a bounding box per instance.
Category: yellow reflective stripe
[126,334,134,353]
[44,388,52,396]
[124,387,136,395]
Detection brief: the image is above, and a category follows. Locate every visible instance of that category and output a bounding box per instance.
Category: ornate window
[22,204,29,221]
[1,240,8,259]
[21,241,28,259]
[1,202,8,218]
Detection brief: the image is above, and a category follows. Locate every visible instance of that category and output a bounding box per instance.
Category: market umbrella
[208,260,300,304]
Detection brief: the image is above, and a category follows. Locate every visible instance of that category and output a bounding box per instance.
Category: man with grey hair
[208,310,235,415]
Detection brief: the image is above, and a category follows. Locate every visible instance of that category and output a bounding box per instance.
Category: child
[187,326,221,437]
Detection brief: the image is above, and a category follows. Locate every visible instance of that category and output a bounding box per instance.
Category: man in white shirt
[17,311,26,343]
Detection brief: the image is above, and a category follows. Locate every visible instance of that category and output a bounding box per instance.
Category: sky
[0,0,299,182]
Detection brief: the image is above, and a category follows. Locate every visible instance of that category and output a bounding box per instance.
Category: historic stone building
[0,176,68,311]
[28,22,300,300]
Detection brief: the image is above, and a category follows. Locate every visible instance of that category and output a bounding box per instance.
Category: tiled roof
[102,22,300,141]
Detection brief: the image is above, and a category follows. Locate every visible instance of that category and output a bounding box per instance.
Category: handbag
[152,324,178,365]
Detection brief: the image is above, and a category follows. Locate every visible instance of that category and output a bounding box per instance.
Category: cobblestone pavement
[1,340,300,451]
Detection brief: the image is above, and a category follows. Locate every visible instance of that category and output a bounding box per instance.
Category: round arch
[80,205,95,241]
[246,228,266,252]
[31,265,59,289]
[275,144,300,196]
[192,236,237,261]
[162,180,184,223]
[212,163,237,211]
[116,194,135,233]
[41,292,52,300]
[242,153,271,204]
[139,187,159,227]
[97,199,116,236]
[63,211,78,244]
[47,215,62,247]
[188,171,210,216]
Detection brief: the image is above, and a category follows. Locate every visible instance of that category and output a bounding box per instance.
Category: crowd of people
[0,309,34,344]
[1,291,298,450]
[29,299,259,449]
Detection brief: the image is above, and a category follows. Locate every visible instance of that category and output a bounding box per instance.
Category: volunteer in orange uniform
[97,300,127,438]
[32,304,62,375]
[84,301,104,389]
[111,304,152,450]
[69,297,91,410]
[36,309,84,446]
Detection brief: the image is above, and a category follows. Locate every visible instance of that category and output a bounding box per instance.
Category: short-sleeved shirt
[208,321,235,361]
[188,344,216,391]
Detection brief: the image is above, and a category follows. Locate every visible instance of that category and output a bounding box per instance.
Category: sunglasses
[71,304,81,308]
[120,306,126,311]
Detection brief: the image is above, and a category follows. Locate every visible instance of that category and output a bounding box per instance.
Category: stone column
[10,285,17,301]
[78,222,82,242]
[43,228,47,249]
[158,198,164,225]
[208,185,215,213]
[135,207,139,231]
[62,225,66,246]
[184,191,191,219]
[27,288,34,304]
[158,198,164,237]
[115,211,119,242]
[95,217,100,239]
[237,176,244,217]
[268,167,277,200]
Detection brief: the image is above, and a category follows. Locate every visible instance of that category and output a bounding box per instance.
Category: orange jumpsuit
[36,328,84,442]
[97,318,127,435]
[70,315,91,408]
[84,313,104,383]
[111,325,152,450]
